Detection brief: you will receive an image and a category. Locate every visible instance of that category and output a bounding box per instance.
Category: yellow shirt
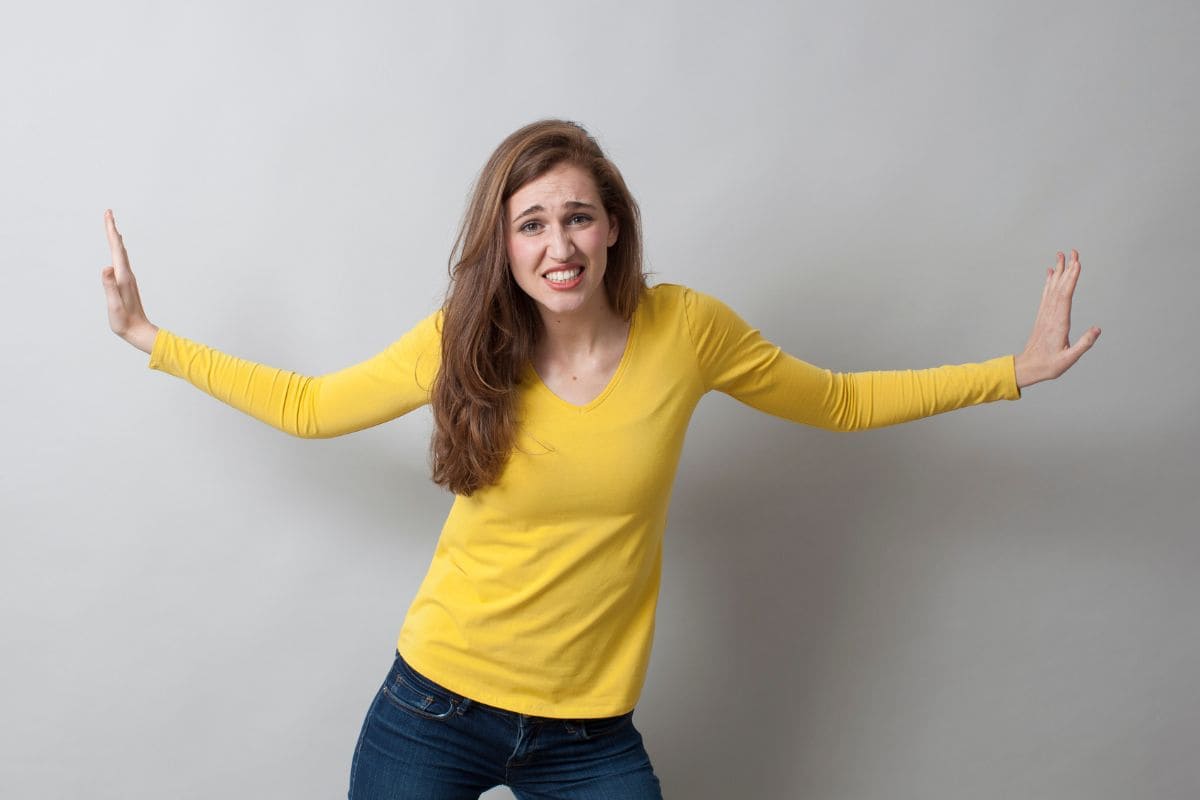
[148,283,1021,716]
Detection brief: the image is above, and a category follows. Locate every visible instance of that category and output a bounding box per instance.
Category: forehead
[508,163,601,217]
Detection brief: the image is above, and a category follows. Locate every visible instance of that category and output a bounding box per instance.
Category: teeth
[545,268,582,282]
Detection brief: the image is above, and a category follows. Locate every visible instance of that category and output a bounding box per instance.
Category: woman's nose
[547,225,575,260]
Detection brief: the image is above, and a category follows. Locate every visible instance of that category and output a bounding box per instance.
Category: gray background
[3,0,1197,797]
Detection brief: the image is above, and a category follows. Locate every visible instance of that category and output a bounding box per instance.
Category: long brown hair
[430,119,646,496]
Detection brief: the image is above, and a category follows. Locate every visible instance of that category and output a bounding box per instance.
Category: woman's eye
[518,215,589,233]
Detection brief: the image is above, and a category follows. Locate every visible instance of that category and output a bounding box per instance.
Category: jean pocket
[572,710,634,739]
[382,658,459,721]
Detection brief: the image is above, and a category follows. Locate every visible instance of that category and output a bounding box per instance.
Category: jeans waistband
[394,650,630,724]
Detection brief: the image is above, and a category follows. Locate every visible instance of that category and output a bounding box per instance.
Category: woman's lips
[543,265,584,291]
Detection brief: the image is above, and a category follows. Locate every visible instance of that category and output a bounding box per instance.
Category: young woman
[100,119,1100,799]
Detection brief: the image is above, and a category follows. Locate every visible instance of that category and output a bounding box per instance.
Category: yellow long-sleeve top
[148,283,1021,717]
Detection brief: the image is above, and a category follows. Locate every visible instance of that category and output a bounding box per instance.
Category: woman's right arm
[101,210,442,438]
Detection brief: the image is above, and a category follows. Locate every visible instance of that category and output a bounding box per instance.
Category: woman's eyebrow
[513,200,597,222]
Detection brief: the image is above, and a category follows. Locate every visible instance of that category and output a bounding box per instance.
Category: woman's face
[505,162,619,320]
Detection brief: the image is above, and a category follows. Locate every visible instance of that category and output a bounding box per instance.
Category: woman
[100,119,1100,799]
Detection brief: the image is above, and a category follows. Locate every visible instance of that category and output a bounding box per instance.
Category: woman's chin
[533,288,603,319]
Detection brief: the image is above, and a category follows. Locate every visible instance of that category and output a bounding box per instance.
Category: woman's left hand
[1013,249,1101,390]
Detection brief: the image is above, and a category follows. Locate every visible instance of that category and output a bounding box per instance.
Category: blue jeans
[348,651,664,799]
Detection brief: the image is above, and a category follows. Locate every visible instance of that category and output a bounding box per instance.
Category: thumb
[1066,326,1101,363]
[101,265,125,315]
[1076,326,1101,350]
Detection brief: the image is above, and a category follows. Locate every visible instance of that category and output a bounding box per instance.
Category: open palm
[100,210,158,354]
[1014,249,1101,389]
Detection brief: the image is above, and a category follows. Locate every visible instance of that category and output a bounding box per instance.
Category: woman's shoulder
[379,306,445,368]
[641,282,730,323]
[407,306,445,342]
[638,282,690,327]
[644,281,687,297]
[641,281,692,310]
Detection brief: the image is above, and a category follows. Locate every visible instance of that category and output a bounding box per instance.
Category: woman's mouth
[543,266,584,290]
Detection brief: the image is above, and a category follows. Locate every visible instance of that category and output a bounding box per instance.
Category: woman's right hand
[100,209,158,354]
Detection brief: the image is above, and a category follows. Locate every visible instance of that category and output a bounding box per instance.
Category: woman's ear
[607,214,619,248]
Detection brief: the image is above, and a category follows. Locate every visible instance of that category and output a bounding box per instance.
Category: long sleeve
[147,309,444,438]
[682,287,1020,431]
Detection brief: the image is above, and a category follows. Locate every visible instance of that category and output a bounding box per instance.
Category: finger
[1048,252,1083,320]
[1062,250,1083,296]
[105,209,131,277]
[1045,252,1065,298]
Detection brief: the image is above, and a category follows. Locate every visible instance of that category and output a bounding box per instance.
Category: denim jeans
[348,651,664,799]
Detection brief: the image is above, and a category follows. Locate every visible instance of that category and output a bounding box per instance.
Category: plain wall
[3,1,1198,797]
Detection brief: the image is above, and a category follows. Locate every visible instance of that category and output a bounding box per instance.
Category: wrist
[1013,352,1039,390]
[128,322,159,355]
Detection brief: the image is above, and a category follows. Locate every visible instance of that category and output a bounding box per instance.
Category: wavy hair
[430,120,646,495]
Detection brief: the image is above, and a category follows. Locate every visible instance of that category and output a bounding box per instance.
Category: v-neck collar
[524,305,640,413]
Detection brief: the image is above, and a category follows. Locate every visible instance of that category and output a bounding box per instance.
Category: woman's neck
[535,298,627,362]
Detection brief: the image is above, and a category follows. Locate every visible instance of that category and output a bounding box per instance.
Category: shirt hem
[396,642,639,719]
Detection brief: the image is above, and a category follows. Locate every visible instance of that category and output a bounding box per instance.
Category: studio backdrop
[3,1,1197,798]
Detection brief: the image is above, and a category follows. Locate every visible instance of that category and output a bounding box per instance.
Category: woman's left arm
[683,249,1100,432]
[1013,249,1101,390]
